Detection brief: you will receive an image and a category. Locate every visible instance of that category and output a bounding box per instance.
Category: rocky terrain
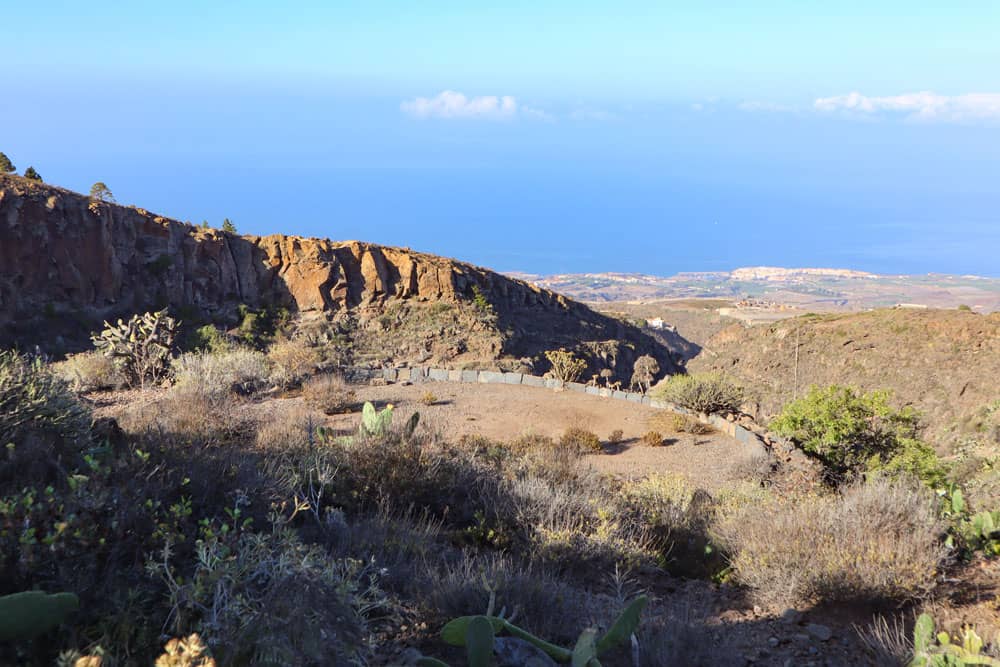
[0,174,674,380]
[686,307,1000,449]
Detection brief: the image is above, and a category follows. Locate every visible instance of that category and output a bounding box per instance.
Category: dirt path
[324,381,758,491]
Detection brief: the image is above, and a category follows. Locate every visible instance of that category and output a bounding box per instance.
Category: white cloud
[401,90,519,120]
[814,91,1000,123]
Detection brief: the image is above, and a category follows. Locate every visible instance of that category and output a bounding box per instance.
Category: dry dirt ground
[316,381,758,490]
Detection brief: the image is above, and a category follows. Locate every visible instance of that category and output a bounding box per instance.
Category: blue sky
[3,1,999,275]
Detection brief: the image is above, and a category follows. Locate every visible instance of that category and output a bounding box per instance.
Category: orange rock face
[0,175,676,377]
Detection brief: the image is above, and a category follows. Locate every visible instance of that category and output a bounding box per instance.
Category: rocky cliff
[0,175,676,379]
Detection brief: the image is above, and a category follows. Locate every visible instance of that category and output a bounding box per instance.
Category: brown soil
[318,381,757,491]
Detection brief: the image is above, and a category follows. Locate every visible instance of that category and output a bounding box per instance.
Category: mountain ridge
[0,174,676,379]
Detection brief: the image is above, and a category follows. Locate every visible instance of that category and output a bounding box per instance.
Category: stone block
[566,382,587,393]
[626,392,642,403]
[585,385,600,396]
[503,372,523,385]
[383,368,397,382]
[461,370,479,383]
[521,374,545,387]
[479,370,506,384]
[448,369,463,382]
[544,378,563,389]
[612,390,628,400]
[641,396,652,406]
[428,368,449,382]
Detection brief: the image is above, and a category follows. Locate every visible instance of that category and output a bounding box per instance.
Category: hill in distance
[511,267,1000,312]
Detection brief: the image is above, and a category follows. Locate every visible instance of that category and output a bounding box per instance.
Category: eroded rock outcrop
[0,175,676,378]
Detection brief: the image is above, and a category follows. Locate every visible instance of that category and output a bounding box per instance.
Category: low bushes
[171,348,271,397]
[53,350,120,392]
[0,351,91,447]
[266,338,323,388]
[656,372,745,414]
[715,476,946,607]
[559,427,603,454]
[302,373,356,414]
[771,385,946,485]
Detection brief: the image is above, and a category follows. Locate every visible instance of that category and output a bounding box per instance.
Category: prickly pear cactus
[359,402,394,437]
[0,590,79,640]
[92,309,179,388]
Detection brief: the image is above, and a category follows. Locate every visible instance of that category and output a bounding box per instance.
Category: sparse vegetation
[22,166,41,182]
[52,349,121,392]
[302,373,356,414]
[544,349,587,383]
[559,426,603,453]
[89,181,115,202]
[715,476,945,607]
[266,337,322,387]
[641,430,664,446]
[420,390,438,406]
[171,348,271,396]
[0,152,15,173]
[656,372,745,414]
[221,218,236,233]
[631,354,660,392]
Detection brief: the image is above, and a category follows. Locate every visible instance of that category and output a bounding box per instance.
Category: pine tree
[0,152,15,174]
[89,182,115,202]
[221,218,236,233]
[23,166,42,182]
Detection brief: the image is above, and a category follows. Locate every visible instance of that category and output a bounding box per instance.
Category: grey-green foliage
[0,591,80,641]
[0,351,91,446]
[910,613,1000,666]
[432,596,648,666]
[656,372,745,415]
[91,309,179,388]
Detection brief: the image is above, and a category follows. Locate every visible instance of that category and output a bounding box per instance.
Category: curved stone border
[342,365,774,454]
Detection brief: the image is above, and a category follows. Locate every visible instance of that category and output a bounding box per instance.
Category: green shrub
[185,324,232,353]
[771,385,946,484]
[0,351,91,447]
[655,373,744,414]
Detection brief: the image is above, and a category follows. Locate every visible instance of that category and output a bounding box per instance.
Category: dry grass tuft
[267,338,322,388]
[641,430,665,447]
[302,373,356,414]
[560,427,603,454]
[715,476,946,607]
[171,348,270,396]
[53,350,121,392]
